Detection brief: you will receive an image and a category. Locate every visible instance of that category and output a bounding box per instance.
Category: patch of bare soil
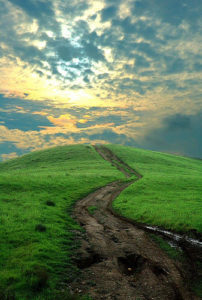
[70,145,199,300]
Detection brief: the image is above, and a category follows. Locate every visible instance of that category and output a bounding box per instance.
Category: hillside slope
[0,145,124,299]
[107,144,202,234]
[0,144,201,299]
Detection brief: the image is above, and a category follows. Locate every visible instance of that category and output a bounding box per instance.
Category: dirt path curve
[71,145,198,300]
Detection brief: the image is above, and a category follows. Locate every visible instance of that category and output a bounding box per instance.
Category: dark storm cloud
[140,113,202,158]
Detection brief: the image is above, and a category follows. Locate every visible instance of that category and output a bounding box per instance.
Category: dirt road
[71,145,198,300]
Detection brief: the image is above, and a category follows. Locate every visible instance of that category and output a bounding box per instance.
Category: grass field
[0,145,124,299]
[1,144,201,299]
[107,144,202,234]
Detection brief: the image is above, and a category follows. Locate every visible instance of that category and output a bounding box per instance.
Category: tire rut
[71,145,198,300]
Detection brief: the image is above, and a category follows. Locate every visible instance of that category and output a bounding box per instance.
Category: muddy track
[71,145,199,300]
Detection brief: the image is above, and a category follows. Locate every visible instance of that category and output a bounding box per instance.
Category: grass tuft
[26,265,49,291]
[35,224,47,232]
[46,200,55,206]
[87,205,98,215]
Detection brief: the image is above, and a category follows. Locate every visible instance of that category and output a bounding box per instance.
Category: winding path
[71,145,198,300]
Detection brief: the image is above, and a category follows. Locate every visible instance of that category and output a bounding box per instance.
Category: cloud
[32,111,49,116]
[57,45,79,62]
[134,54,150,69]
[82,41,105,62]
[0,109,53,131]
[194,62,202,72]
[164,114,191,130]
[132,0,202,26]
[0,0,202,159]
[47,114,77,130]
[101,5,117,22]
[1,0,201,105]
[57,0,90,18]
[164,58,185,74]
[8,0,54,19]
[1,152,18,161]
[7,0,59,31]
[0,141,24,160]
[139,113,202,158]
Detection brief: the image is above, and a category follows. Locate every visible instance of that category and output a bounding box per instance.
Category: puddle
[145,225,202,248]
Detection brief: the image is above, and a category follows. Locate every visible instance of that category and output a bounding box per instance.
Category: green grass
[107,144,202,234]
[1,143,202,298]
[87,206,98,215]
[0,145,124,299]
[149,234,184,262]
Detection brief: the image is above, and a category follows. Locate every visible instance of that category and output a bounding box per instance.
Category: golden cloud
[0,124,110,157]
[1,152,18,161]
[32,111,49,116]
[47,114,77,128]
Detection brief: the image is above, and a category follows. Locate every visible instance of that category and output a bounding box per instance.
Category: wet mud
[70,145,200,300]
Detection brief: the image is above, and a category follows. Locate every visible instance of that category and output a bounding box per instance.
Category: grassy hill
[0,145,124,299]
[107,144,202,234]
[0,144,201,299]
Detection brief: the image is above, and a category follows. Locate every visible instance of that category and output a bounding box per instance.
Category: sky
[0,0,202,160]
